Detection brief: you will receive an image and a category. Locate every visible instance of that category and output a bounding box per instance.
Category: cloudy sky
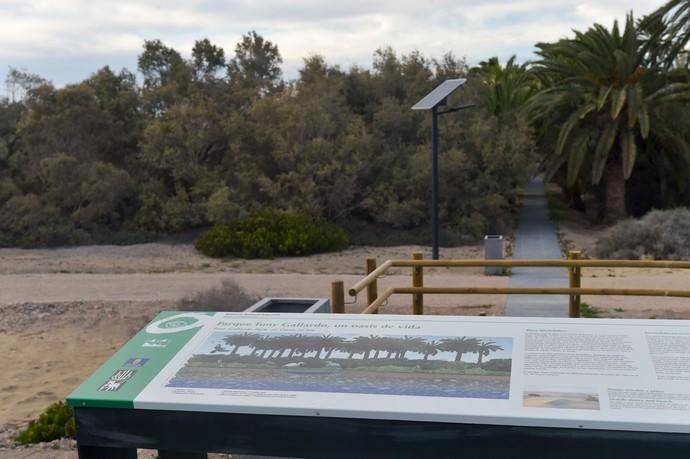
[0,0,667,91]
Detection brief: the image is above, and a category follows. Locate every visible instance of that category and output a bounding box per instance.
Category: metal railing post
[568,251,582,318]
[366,258,379,314]
[412,252,424,315]
[331,281,345,314]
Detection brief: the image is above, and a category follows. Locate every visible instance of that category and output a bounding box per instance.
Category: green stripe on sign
[67,311,213,409]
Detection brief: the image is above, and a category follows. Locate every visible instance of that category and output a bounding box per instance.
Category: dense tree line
[0,33,536,248]
[0,0,687,249]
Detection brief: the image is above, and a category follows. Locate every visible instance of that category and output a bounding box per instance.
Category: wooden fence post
[331,281,345,314]
[568,250,581,318]
[366,258,379,314]
[412,252,424,315]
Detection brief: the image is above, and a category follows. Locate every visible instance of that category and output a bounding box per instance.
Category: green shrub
[16,402,75,445]
[194,224,235,257]
[195,209,349,258]
[594,208,690,260]
[579,302,600,318]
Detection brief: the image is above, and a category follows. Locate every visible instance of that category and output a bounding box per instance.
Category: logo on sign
[145,313,211,334]
[98,369,136,392]
[124,357,149,367]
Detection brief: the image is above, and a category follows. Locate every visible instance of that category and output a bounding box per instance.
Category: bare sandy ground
[0,272,507,311]
[0,301,166,431]
[0,243,488,275]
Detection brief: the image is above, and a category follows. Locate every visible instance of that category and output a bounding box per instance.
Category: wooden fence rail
[330,251,690,317]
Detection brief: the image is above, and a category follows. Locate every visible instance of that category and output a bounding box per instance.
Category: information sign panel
[68,312,690,433]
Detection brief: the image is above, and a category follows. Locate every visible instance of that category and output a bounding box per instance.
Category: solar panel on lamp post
[412,79,475,260]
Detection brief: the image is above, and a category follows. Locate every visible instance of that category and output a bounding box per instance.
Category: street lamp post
[431,106,440,260]
[412,79,475,260]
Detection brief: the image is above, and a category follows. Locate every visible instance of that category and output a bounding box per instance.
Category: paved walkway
[504,178,569,317]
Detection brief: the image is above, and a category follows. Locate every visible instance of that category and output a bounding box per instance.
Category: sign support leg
[78,445,137,459]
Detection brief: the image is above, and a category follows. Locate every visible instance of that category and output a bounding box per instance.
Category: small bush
[195,209,349,258]
[594,208,690,260]
[579,302,600,318]
[16,402,75,445]
[177,279,258,312]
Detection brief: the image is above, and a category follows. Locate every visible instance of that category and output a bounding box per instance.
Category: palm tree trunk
[605,154,627,222]
[455,352,463,362]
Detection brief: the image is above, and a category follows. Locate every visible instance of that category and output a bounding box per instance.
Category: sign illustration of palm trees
[438,337,481,362]
[211,333,507,364]
[222,332,261,355]
[419,340,440,360]
[397,336,427,360]
[315,335,345,359]
[474,341,503,364]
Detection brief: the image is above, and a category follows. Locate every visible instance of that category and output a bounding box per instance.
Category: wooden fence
[330,251,690,318]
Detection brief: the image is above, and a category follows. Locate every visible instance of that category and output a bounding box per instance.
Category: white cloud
[0,0,667,86]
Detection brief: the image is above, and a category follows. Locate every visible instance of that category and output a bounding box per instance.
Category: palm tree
[344,338,368,359]
[418,340,440,361]
[282,334,317,359]
[476,55,537,117]
[260,335,288,359]
[396,336,426,360]
[353,336,380,360]
[532,13,690,221]
[474,341,504,364]
[438,337,481,362]
[223,332,260,356]
[251,336,266,356]
[297,335,323,358]
[379,337,400,359]
[317,335,347,359]
[646,0,690,70]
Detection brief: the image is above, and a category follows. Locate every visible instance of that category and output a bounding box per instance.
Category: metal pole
[431,106,440,260]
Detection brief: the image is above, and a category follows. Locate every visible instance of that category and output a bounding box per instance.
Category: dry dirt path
[0,272,507,313]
